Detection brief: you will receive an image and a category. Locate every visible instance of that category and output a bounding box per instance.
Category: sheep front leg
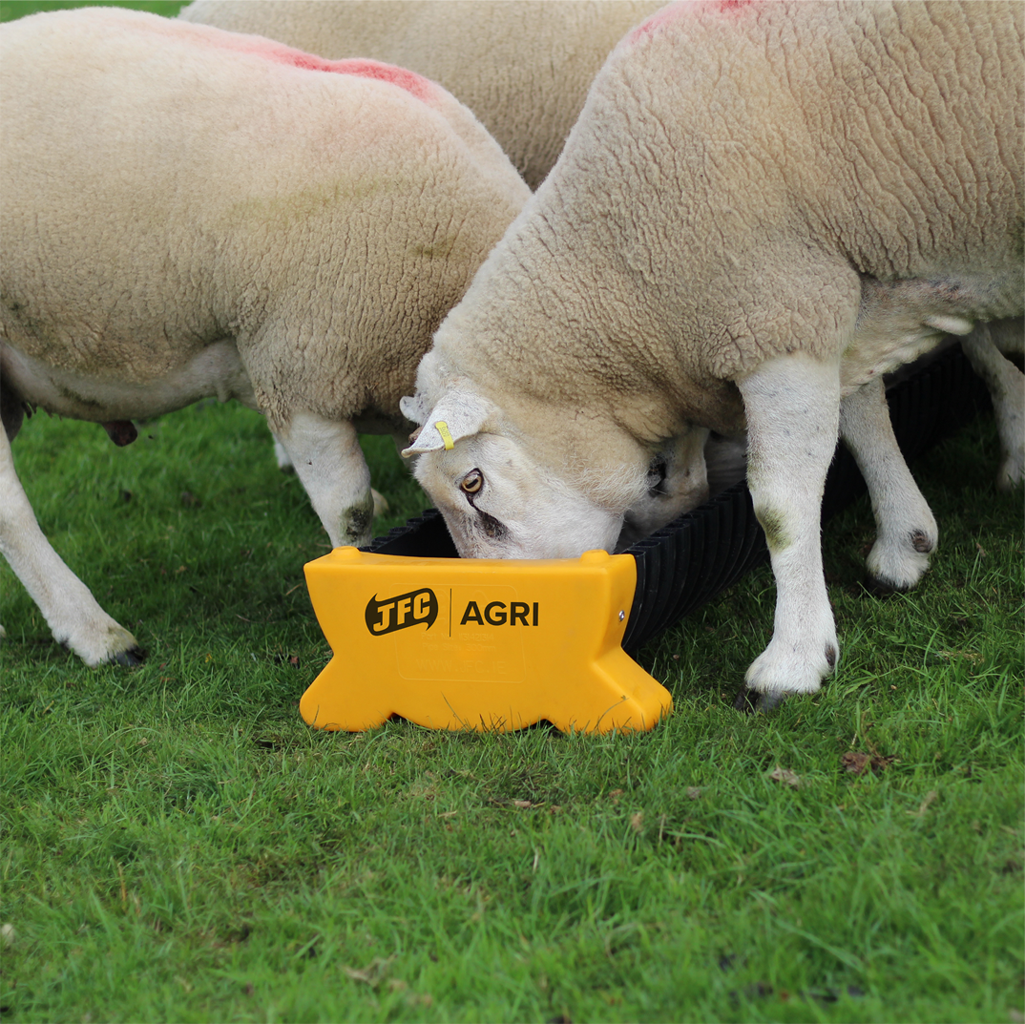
[273,412,375,549]
[0,425,143,665]
[737,353,842,709]
[270,427,390,517]
[839,377,938,591]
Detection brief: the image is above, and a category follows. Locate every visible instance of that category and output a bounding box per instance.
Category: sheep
[177,0,665,191]
[0,6,530,667]
[399,0,1024,708]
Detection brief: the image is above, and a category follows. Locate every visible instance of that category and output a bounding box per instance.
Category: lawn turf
[1,2,1022,1020]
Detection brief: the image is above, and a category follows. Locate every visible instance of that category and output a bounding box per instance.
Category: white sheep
[401,0,1024,707]
[177,0,665,190]
[0,6,530,666]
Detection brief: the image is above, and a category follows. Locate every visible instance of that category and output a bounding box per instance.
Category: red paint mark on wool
[629,0,758,41]
[629,5,683,42]
[327,59,433,101]
[208,33,434,101]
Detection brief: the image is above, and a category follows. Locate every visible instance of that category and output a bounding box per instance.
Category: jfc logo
[365,588,438,635]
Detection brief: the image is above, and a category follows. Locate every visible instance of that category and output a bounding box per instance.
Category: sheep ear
[401,392,493,457]
[399,393,427,425]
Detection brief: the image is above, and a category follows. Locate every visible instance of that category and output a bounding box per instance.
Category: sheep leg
[272,411,375,549]
[0,425,143,665]
[737,353,842,706]
[272,428,390,516]
[960,322,1024,490]
[839,377,938,591]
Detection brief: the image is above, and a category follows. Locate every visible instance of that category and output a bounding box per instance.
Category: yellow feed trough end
[301,546,672,734]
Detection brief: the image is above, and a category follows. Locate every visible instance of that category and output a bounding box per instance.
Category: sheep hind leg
[273,411,375,549]
[0,424,144,665]
[960,320,1024,491]
[839,377,938,593]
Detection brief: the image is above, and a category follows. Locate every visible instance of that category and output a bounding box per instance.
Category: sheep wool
[401,0,1023,705]
[0,6,530,667]
[178,0,665,190]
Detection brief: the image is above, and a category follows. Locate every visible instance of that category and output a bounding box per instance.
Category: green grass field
[2,3,1023,1022]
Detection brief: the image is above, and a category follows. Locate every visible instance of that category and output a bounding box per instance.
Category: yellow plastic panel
[301,547,672,733]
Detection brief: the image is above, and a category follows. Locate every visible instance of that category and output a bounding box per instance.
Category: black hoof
[733,688,758,713]
[111,646,146,667]
[733,688,788,713]
[755,690,788,713]
[863,575,908,597]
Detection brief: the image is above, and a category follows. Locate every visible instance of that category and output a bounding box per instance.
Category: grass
[2,3,1023,1021]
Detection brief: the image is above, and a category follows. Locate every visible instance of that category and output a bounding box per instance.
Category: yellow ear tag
[435,421,455,451]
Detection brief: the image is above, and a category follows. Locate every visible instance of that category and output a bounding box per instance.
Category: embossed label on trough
[365,588,438,635]
[395,584,528,682]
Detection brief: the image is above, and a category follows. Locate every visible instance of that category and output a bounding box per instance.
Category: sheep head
[400,388,710,560]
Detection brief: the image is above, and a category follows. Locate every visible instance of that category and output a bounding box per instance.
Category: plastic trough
[298,344,991,733]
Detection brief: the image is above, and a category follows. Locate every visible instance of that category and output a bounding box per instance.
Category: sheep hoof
[273,437,295,473]
[997,457,1024,491]
[864,532,934,594]
[101,420,138,446]
[733,688,757,713]
[863,573,910,596]
[754,690,789,713]
[733,688,788,714]
[111,645,146,667]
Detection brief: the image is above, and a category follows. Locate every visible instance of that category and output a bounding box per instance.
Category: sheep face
[401,392,711,559]
[403,429,621,560]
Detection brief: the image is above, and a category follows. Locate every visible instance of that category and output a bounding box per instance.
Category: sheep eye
[460,469,484,495]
